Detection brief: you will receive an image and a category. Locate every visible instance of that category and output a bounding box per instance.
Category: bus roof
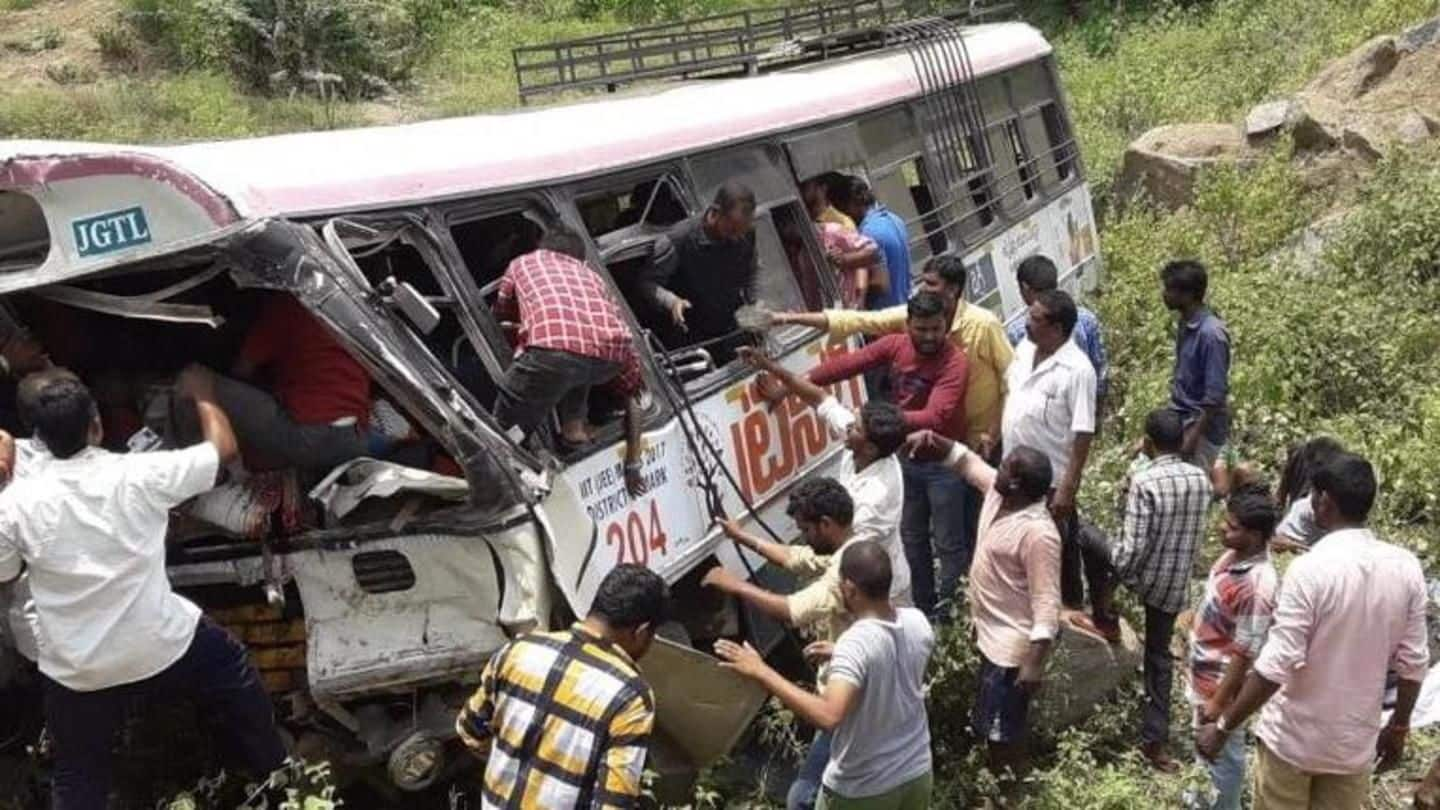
[1,22,1048,220]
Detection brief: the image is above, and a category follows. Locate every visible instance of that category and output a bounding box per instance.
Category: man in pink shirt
[905,428,1060,775]
[1197,452,1429,809]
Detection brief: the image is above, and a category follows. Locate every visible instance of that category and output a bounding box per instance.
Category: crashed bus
[0,18,1099,796]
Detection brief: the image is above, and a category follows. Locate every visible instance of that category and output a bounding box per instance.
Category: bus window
[1039,103,1077,182]
[871,158,948,269]
[448,212,544,292]
[687,146,793,211]
[858,107,922,171]
[763,203,825,313]
[577,175,688,238]
[991,117,1038,206]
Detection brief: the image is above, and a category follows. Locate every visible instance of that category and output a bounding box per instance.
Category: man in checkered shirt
[492,226,647,495]
[1072,407,1212,771]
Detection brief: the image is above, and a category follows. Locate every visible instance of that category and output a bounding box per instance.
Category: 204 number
[606,500,670,567]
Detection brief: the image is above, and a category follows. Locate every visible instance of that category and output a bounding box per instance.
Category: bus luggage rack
[512,0,1013,102]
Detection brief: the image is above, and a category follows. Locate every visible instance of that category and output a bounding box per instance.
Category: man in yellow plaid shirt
[456,564,669,808]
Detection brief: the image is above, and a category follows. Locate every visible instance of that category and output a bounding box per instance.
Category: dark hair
[1006,445,1053,500]
[1145,408,1185,453]
[823,172,856,209]
[1227,487,1279,539]
[1277,436,1346,508]
[17,367,81,433]
[539,225,588,261]
[1160,259,1209,300]
[860,400,907,458]
[845,176,876,209]
[906,290,948,322]
[712,182,757,217]
[1016,255,1059,292]
[924,254,968,292]
[1311,452,1377,522]
[23,371,96,459]
[589,564,669,629]
[786,476,854,528]
[840,541,892,600]
[1034,289,1078,337]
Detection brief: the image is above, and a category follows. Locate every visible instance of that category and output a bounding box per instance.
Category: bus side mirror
[379,277,441,335]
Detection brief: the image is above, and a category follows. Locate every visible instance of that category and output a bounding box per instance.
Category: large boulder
[1034,611,1142,731]
[1307,35,1400,102]
[1117,123,1248,210]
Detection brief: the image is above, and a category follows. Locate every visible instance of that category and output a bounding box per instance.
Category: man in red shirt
[761,290,969,620]
[193,292,377,472]
[492,227,647,496]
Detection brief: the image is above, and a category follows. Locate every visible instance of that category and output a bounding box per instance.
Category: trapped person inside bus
[735,346,910,606]
[0,369,286,810]
[1006,255,1108,412]
[714,542,935,810]
[614,179,687,230]
[490,226,647,496]
[637,182,758,366]
[904,429,1059,777]
[835,176,910,310]
[802,176,885,309]
[456,564,668,809]
[183,291,384,473]
[1161,260,1231,474]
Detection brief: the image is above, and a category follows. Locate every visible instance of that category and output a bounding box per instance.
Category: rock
[1034,612,1142,731]
[1397,111,1436,144]
[1342,123,1387,162]
[1292,93,1345,152]
[1117,123,1248,210]
[1245,98,1301,143]
[1305,35,1400,101]
[1401,16,1440,53]
[1266,210,1352,276]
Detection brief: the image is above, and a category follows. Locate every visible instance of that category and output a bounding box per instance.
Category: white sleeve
[826,629,868,688]
[137,443,222,508]
[1069,365,1097,434]
[815,396,856,439]
[0,508,21,583]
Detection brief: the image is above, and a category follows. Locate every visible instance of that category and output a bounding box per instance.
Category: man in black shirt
[638,182,758,366]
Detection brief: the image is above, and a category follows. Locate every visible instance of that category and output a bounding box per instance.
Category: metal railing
[512,0,1012,102]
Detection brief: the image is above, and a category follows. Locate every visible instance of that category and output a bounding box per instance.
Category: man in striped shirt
[1073,408,1212,771]
[456,564,669,809]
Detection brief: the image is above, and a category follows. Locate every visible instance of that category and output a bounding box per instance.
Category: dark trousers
[213,374,370,471]
[43,618,286,810]
[494,348,621,435]
[1054,508,1085,609]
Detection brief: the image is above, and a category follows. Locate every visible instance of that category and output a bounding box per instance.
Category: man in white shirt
[739,346,912,605]
[0,368,286,809]
[1002,289,1097,610]
[715,541,934,809]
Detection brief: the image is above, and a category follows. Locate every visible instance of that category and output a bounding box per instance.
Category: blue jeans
[788,730,833,810]
[899,458,971,620]
[1193,711,1246,810]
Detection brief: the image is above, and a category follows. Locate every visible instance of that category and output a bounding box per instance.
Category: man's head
[837,176,875,224]
[905,290,950,357]
[786,476,854,554]
[539,225,588,261]
[1220,487,1278,554]
[994,445,1052,505]
[847,400,907,460]
[1015,255,1060,306]
[19,368,100,459]
[838,540,892,613]
[916,254,967,310]
[588,563,670,661]
[1142,408,1185,457]
[705,182,757,242]
[1310,452,1377,530]
[1160,259,1208,313]
[1025,289,1077,351]
[800,177,828,220]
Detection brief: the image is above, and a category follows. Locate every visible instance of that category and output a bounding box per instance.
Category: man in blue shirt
[1005,255,1108,411]
[1160,259,1230,472]
[838,177,911,310]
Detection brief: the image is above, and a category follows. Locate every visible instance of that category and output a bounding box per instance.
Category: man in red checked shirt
[759,289,968,621]
[492,226,647,497]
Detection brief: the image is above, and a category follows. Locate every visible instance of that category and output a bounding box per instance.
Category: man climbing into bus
[1006,255,1108,415]
[700,477,863,810]
[491,225,647,497]
[735,345,910,608]
[714,542,935,810]
[638,182,759,366]
[835,176,911,310]
[773,256,1012,618]
[456,564,669,808]
[1161,260,1231,475]
[0,369,287,809]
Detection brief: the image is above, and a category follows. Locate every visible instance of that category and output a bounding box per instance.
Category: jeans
[1142,604,1179,746]
[898,457,971,619]
[1193,709,1247,810]
[494,347,622,435]
[43,618,286,810]
[788,730,833,810]
[213,374,370,471]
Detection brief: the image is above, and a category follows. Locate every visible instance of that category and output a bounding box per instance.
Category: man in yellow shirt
[774,255,1014,619]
